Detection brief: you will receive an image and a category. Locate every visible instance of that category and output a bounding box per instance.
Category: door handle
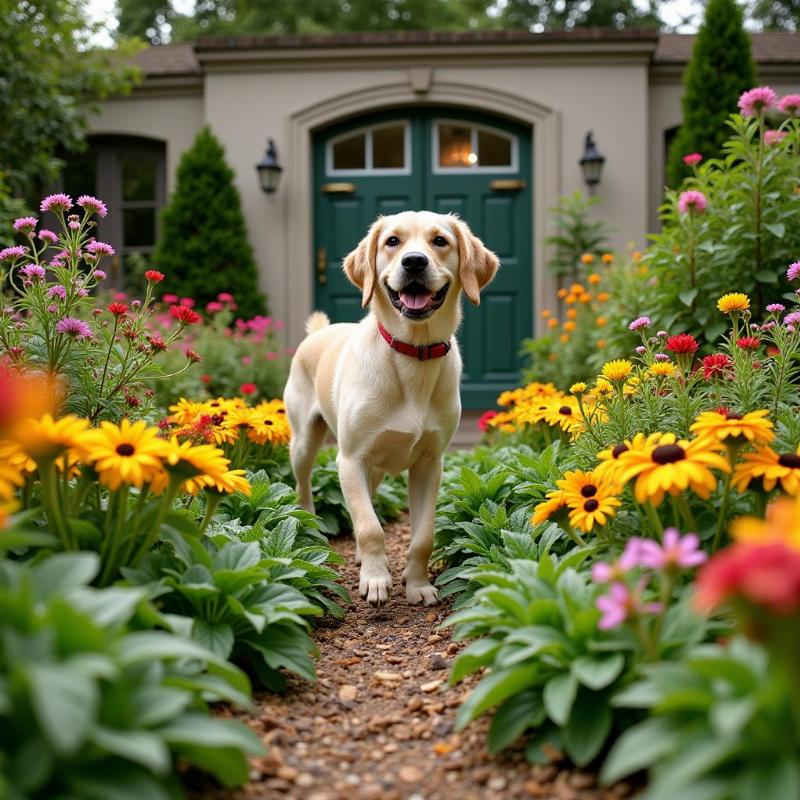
[317,246,328,284]
[490,179,526,191]
[321,182,357,194]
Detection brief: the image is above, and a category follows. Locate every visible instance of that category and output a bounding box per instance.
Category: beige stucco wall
[88,92,205,193]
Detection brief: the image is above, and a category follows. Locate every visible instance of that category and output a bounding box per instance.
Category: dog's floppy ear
[343,218,383,308]
[450,217,499,306]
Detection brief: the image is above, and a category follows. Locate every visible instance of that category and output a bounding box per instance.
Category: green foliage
[0,552,263,798]
[153,128,265,319]
[545,192,615,279]
[665,0,756,187]
[0,0,141,198]
[0,173,30,249]
[750,0,800,29]
[603,638,800,800]
[494,0,662,29]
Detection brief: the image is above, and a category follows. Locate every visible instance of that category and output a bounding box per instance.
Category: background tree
[665,0,756,187]
[153,127,266,319]
[116,0,175,44]
[498,0,662,30]
[0,0,140,199]
[749,0,799,30]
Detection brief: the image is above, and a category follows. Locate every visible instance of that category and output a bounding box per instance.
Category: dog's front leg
[338,456,392,606]
[402,454,442,606]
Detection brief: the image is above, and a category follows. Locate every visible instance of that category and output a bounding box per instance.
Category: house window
[433,120,517,173]
[327,122,410,175]
[59,136,166,285]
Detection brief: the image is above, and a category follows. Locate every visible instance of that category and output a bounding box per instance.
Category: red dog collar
[377,321,451,361]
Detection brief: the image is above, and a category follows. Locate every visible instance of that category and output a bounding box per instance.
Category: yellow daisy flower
[601,359,634,382]
[615,432,730,506]
[15,414,90,463]
[541,397,583,434]
[568,487,621,532]
[531,490,569,526]
[547,318,559,329]
[592,377,614,398]
[0,461,24,502]
[648,362,677,379]
[731,496,800,551]
[623,376,640,397]
[570,382,587,395]
[732,444,800,496]
[690,409,774,447]
[580,253,595,265]
[185,469,251,497]
[556,469,622,532]
[0,440,36,475]
[161,437,231,481]
[595,433,651,481]
[717,293,750,314]
[588,273,602,284]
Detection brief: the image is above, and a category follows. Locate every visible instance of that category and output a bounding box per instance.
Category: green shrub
[153,128,266,319]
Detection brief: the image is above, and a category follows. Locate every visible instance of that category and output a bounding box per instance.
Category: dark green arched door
[313,108,532,408]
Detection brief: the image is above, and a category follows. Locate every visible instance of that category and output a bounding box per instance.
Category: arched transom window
[326,121,411,175]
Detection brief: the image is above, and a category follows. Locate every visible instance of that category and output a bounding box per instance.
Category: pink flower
[77,195,107,217]
[738,86,777,117]
[114,292,127,301]
[37,229,58,244]
[677,190,707,215]
[85,241,115,257]
[0,246,28,261]
[13,216,37,233]
[55,317,92,339]
[274,319,284,330]
[682,153,702,166]
[20,264,46,281]
[592,539,643,584]
[241,355,253,366]
[596,580,663,630]
[628,315,651,331]
[635,345,646,354]
[778,94,800,116]
[206,301,223,313]
[787,262,800,282]
[94,270,107,281]
[654,353,670,362]
[47,285,66,300]
[785,311,800,327]
[266,351,277,361]
[218,292,234,303]
[179,297,195,308]
[40,194,73,213]
[162,293,179,304]
[477,410,497,432]
[766,303,785,314]
[764,130,787,146]
[638,528,707,571]
[68,221,80,231]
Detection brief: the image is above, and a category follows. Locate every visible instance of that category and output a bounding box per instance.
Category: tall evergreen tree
[665,0,756,187]
[153,128,266,319]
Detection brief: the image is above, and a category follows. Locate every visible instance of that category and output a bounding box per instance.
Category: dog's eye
[385,236,400,247]
[432,235,448,247]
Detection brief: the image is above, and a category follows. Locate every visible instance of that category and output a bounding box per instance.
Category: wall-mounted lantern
[579,131,605,193]
[255,139,283,194]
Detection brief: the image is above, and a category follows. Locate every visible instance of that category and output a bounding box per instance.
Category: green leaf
[710,697,756,737]
[32,553,99,600]
[543,672,578,726]
[191,619,234,660]
[450,639,501,684]
[90,727,171,774]
[737,758,800,800]
[600,716,680,784]
[571,653,625,690]
[456,665,539,729]
[487,690,545,754]
[754,269,779,284]
[69,764,173,800]
[679,288,699,307]
[764,222,785,238]
[562,690,612,766]
[28,664,98,755]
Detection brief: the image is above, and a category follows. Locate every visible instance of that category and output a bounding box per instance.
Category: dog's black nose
[401,252,428,273]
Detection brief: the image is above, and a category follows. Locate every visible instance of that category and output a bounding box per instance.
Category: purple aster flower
[766,303,786,314]
[761,321,776,331]
[635,345,646,354]
[638,528,707,571]
[596,580,663,630]
[55,317,92,339]
[657,330,668,338]
[37,229,58,244]
[738,86,778,117]
[779,94,800,116]
[47,304,58,314]
[77,195,108,218]
[629,315,651,331]
[47,285,66,300]
[76,288,88,298]
[40,193,73,213]
[654,353,670,362]
[13,216,37,233]
[787,262,800,282]
[85,240,115,257]
[20,264,46,281]
[785,311,800,327]
[68,221,80,231]
[678,190,707,214]
[0,245,29,261]
[93,269,107,281]
[592,539,643,584]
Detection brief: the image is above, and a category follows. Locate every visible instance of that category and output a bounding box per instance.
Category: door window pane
[122,157,156,201]
[438,124,474,168]
[332,133,366,170]
[123,208,156,247]
[478,129,512,167]
[372,124,405,169]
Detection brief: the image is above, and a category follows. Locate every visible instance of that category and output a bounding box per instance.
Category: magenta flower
[592,539,643,584]
[13,216,37,233]
[218,292,234,302]
[206,301,224,313]
[68,221,80,231]
[37,229,58,244]
[596,580,663,630]
[40,194,73,213]
[682,153,702,166]
[787,262,800,282]
[677,190,707,215]
[47,285,66,300]
[778,94,800,116]
[635,345,646,354]
[628,315,651,331]
[85,241,115,257]
[766,303,786,314]
[162,293,179,304]
[77,195,108,218]
[20,264,46,281]
[738,86,778,117]
[94,269,107,281]
[55,317,92,339]
[764,130,787,146]
[784,311,800,327]
[0,245,29,261]
[638,528,707,571]
[653,353,670,362]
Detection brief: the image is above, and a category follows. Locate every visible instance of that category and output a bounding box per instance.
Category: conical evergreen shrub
[153,127,266,318]
[665,0,756,187]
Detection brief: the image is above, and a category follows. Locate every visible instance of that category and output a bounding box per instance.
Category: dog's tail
[304,310,330,336]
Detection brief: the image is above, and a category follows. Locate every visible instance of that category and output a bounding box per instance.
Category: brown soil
[190,515,635,800]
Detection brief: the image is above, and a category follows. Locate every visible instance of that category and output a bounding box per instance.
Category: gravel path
[190,515,634,800]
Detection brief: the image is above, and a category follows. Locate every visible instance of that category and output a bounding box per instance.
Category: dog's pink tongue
[401,291,432,310]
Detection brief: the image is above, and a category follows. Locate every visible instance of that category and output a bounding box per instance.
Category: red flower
[694,541,800,616]
[144,269,165,283]
[108,302,128,316]
[148,334,167,352]
[162,293,178,304]
[666,333,699,355]
[736,336,761,351]
[169,305,201,325]
[201,374,212,384]
[702,353,731,380]
[683,153,702,166]
[184,348,201,363]
[477,410,498,432]
[240,382,257,395]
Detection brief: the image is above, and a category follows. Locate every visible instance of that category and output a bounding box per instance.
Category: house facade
[82,30,800,405]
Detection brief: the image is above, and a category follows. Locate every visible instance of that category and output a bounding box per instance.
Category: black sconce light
[255,139,283,194]
[579,131,605,194]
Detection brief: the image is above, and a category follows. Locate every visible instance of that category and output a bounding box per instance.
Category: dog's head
[343,211,499,322]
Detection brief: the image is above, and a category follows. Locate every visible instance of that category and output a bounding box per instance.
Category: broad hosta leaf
[191,619,234,660]
[90,727,171,774]
[543,672,578,726]
[69,764,174,800]
[737,758,800,800]
[449,639,501,684]
[487,689,546,753]
[456,665,538,729]
[571,653,625,690]
[32,553,99,600]
[600,716,681,784]
[562,689,612,766]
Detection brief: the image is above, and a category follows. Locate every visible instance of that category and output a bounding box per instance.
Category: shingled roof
[134,31,800,77]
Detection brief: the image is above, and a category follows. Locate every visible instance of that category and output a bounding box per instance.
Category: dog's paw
[406,582,438,606]
[359,566,392,607]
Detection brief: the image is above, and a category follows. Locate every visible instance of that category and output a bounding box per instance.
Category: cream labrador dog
[284,211,498,606]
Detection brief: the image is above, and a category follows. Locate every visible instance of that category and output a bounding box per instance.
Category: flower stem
[712,472,733,553]
[645,501,664,538]
[99,485,129,586]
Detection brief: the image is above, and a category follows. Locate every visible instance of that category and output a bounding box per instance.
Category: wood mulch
[188,515,636,800]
